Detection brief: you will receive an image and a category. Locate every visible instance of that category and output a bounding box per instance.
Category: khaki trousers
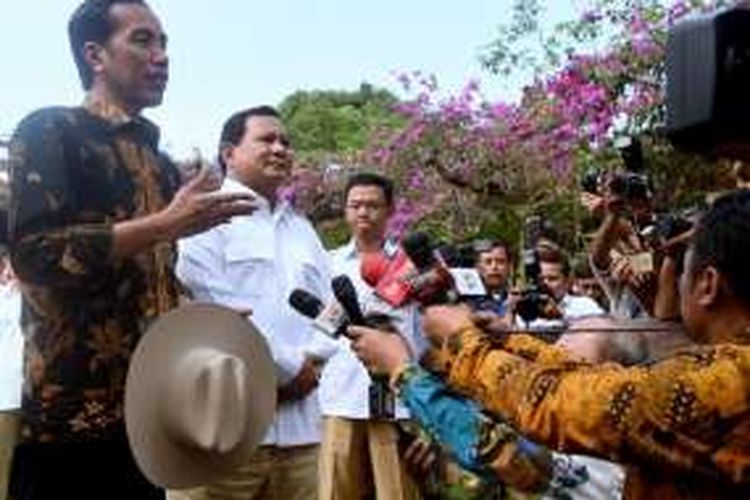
[0,412,20,500]
[318,417,421,500]
[167,444,318,500]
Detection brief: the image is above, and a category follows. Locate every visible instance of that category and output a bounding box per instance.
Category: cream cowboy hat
[125,303,276,489]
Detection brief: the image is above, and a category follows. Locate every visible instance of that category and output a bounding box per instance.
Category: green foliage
[278,83,404,157]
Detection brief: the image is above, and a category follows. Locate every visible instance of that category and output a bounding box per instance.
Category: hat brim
[125,303,276,489]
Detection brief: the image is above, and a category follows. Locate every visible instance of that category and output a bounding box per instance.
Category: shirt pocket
[225,241,275,297]
[294,258,326,299]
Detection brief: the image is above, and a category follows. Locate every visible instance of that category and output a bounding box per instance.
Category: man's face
[476,247,510,292]
[344,185,391,241]
[573,277,605,304]
[540,262,569,301]
[224,116,294,193]
[93,4,169,112]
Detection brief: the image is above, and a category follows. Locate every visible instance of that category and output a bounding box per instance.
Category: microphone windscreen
[332,275,365,325]
[360,252,390,287]
[402,232,435,271]
[288,289,324,319]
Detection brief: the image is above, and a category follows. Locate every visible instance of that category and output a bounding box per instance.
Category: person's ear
[83,41,106,78]
[694,266,721,307]
[219,143,234,171]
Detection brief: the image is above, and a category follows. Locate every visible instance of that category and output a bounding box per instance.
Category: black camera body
[640,208,701,267]
[581,136,650,201]
[515,216,559,324]
[515,286,552,323]
[667,7,750,152]
[581,171,650,201]
[609,172,650,201]
[652,212,695,242]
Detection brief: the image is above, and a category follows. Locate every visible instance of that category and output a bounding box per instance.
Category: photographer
[351,189,750,499]
[536,245,603,320]
[586,173,653,319]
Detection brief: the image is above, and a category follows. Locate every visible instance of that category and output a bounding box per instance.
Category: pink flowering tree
[358,0,736,248]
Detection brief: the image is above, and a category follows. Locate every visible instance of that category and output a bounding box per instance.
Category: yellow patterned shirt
[445,328,750,499]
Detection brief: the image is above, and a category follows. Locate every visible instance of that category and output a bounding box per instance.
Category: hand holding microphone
[331,274,401,420]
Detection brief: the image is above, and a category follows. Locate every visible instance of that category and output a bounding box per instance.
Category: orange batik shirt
[443,327,750,499]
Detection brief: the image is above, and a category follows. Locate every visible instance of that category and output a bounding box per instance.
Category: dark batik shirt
[8,103,181,443]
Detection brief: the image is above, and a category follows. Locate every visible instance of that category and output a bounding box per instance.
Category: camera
[581,137,651,201]
[611,172,651,201]
[667,6,750,153]
[640,208,701,266]
[581,171,650,202]
[514,216,560,324]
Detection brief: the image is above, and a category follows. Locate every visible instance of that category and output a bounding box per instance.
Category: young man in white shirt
[319,173,423,500]
[539,250,604,320]
[174,106,337,500]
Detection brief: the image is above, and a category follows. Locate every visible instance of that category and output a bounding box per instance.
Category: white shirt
[176,177,338,446]
[521,293,604,331]
[559,294,605,318]
[319,240,427,420]
[0,282,23,411]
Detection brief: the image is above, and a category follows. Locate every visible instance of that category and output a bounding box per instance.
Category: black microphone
[331,274,395,421]
[401,232,436,272]
[401,232,453,305]
[332,275,366,325]
[288,288,347,338]
[289,289,323,317]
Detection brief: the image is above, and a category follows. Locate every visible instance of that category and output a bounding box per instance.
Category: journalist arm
[440,323,750,484]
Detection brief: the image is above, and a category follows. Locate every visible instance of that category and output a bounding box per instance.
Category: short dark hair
[344,172,394,206]
[218,106,282,173]
[68,0,146,90]
[473,238,513,262]
[691,189,750,306]
[571,254,594,279]
[538,243,571,277]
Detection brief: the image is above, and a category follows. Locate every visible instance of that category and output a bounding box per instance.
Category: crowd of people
[1,1,749,500]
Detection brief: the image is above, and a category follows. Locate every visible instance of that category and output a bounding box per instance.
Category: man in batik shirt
[351,189,750,499]
[7,1,254,499]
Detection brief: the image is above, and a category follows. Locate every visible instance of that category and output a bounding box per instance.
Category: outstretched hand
[163,166,258,239]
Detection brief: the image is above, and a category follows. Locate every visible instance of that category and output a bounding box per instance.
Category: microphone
[363,249,417,307]
[332,275,366,325]
[288,289,348,338]
[331,274,395,421]
[360,238,454,307]
[360,252,391,288]
[401,233,454,305]
[401,232,436,271]
[289,289,323,317]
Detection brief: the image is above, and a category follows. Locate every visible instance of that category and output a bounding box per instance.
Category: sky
[0,0,582,160]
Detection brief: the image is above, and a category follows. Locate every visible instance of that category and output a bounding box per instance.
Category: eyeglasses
[345,202,386,212]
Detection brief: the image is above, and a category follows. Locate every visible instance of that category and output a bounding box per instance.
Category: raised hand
[162,166,257,239]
